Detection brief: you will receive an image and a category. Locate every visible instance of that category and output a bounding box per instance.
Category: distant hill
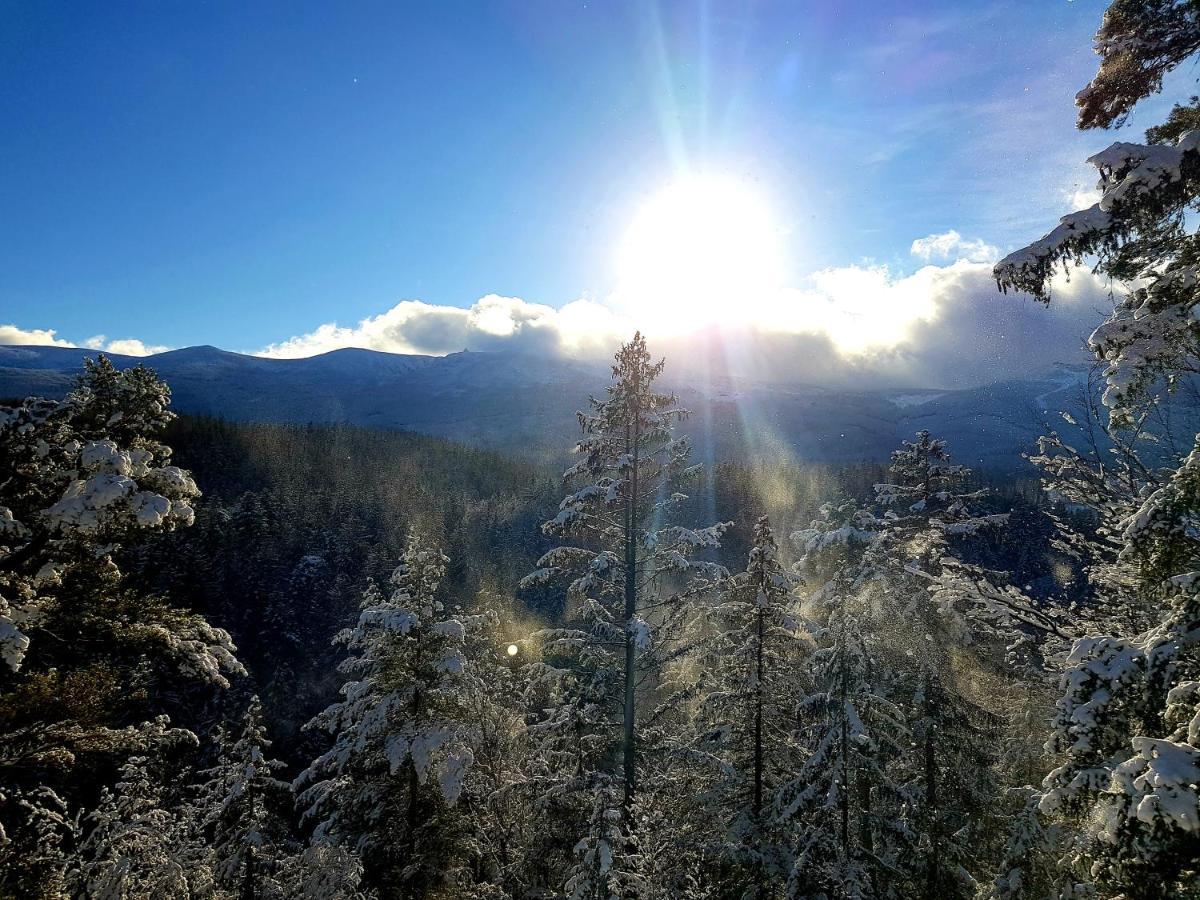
[0,343,1114,470]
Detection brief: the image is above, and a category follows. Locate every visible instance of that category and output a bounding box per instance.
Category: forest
[5,2,1200,898]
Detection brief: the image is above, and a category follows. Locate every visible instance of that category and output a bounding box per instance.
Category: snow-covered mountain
[0,343,1101,469]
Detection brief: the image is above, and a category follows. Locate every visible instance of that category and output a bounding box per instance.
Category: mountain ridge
[0,343,1098,469]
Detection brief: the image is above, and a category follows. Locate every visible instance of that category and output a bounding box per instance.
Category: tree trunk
[240,784,257,900]
[839,644,850,856]
[240,846,256,900]
[753,557,766,900]
[859,663,874,857]
[622,394,641,819]
[924,674,939,900]
[408,683,423,879]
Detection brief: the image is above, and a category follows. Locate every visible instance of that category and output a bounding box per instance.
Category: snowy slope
[0,344,1111,469]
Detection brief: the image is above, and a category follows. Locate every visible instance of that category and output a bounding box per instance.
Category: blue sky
[0,1,1168,371]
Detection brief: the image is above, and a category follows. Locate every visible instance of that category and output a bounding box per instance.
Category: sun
[614,175,787,331]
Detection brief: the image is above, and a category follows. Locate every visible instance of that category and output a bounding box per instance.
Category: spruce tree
[0,358,243,897]
[688,517,808,898]
[871,432,1006,898]
[787,500,905,898]
[73,741,212,899]
[296,535,481,898]
[200,696,293,899]
[520,332,726,896]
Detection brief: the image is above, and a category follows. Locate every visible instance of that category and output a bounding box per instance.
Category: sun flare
[614,175,787,332]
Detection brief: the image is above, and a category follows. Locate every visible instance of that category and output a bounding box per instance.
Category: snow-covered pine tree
[785,609,903,900]
[296,534,480,897]
[200,695,294,899]
[872,430,1009,588]
[564,787,647,900]
[275,843,375,900]
[686,517,808,898]
[1028,442,1200,896]
[992,7,1200,891]
[441,591,537,899]
[0,358,243,898]
[993,1,1200,432]
[72,730,213,900]
[0,356,230,674]
[520,332,726,896]
[526,332,725,811]
[786,500,906,899]
[871,432,1007,898]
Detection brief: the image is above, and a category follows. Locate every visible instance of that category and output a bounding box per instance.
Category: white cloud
[0,324,73,347]
[910,230,998,263]
[0,326,169,356]
[84,335,171,356]
[258,242,1105,389]
[258,294,629,359]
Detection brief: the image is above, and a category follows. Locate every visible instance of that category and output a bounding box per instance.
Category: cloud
[878,258,1107,387]
[0,326,169,356]
[258,294,629,359]
[84,335,171,356]
[259,238,1105,390]
[0,324,73,347]
[910,230,998,263]
[655,258,1107,389]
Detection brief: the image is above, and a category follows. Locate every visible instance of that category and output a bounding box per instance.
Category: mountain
[0,343,1107,470]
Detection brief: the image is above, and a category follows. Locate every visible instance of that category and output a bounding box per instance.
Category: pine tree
[520,333,726,897]
[201,696,293,899]
[0,356,235,677]
[296,535,481,898]
[440,591,537,898]
[787,500,905,899]
[275,842,375,900]
[73,743,212,899]
[687,517,808,898]
[871,433,1006,898]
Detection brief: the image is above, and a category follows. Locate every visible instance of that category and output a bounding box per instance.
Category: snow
[628,617,651,651]
[0,613,30,671]
[1113,738,1200,836]
[46,474,137,530]
[996,130,1200,294]
[0,505,25,538]
[437,748,474,804]
[891,392,944,408]
[357,607,418,633]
